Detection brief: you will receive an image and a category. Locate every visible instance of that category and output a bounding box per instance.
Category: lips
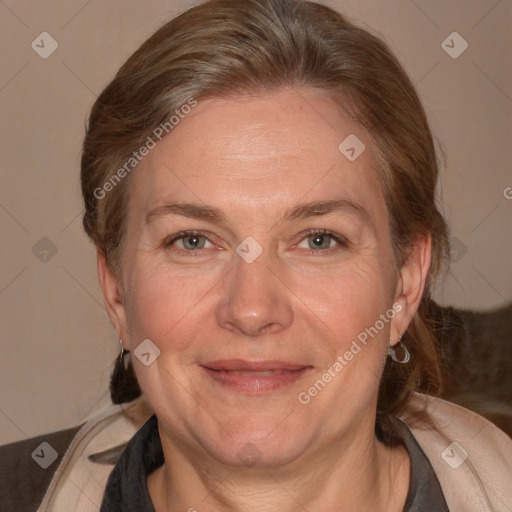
[225,370,293,376]
[200,359,312,393]
[202,359,309,371]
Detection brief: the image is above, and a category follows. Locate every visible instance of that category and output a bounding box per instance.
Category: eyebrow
[144,199,372,227]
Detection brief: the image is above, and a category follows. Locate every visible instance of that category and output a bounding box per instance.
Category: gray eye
[307,233,332,250]
[182,235,207,250]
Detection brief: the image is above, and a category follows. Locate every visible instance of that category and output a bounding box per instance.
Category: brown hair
[81,0,450,444]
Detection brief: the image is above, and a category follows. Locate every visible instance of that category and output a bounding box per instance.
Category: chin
[199,418,312,468]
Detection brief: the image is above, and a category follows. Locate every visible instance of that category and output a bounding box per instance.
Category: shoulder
[0,398,153,512]
[0,424,82,512]
[401,392,512,512]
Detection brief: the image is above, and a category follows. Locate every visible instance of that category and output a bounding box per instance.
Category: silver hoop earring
[388,336,410,364]
[110,339,141,404]
[119,338,126,359]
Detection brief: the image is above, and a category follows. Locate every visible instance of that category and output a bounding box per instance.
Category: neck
[148,418,410,512]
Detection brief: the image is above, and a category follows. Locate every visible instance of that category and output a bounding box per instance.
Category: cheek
[293,257,395,344]
[292,259,396,425]
[123,262,207,352]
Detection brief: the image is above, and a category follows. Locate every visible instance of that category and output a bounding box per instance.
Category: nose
[215,249,294,337]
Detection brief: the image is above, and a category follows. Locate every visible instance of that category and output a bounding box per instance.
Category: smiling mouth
[200,360,313,393]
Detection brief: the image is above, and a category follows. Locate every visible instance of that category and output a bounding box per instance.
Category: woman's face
[101,88,426,466]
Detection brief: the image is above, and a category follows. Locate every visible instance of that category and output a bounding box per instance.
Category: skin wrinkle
[98,88,430,511]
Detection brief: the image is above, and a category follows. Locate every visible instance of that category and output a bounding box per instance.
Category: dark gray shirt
[100,415,449,511]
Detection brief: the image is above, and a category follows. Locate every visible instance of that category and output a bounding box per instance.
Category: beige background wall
[1,0,510,444]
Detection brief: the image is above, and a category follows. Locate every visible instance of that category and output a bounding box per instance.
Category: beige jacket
[36,393,512,511]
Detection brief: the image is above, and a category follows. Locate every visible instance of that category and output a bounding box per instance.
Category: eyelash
[163,229,348,256]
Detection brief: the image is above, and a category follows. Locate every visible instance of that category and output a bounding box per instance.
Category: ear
[97,248,129,346]
[390,233,432,346]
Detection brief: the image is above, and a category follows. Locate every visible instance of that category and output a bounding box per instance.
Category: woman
[2,0,510,510]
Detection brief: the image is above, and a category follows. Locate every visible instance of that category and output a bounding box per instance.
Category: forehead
[129,88,387,226]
